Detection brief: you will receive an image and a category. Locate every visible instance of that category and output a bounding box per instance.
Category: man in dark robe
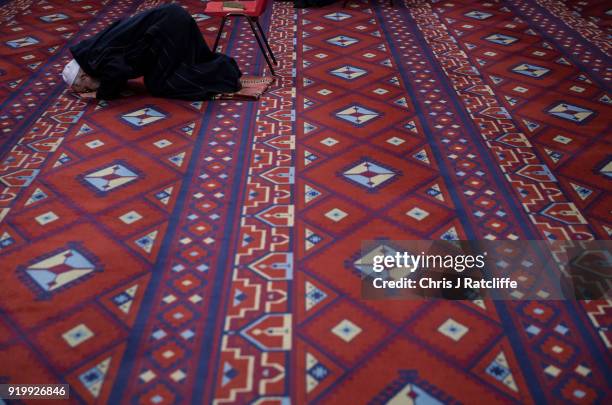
[62,4,242,100]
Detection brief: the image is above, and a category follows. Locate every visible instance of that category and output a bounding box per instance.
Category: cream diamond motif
[140,370,156,383]
[386,136,405,146]
[35,211,59,225]
[553,135,572,144]
[331,319,362,342]
[320,137,339,147]
[570,86,585,93]
[85,139,104,149]
[438,318,468,341]
[406,207,429,221]
[170,370,186,382]
[154,139,172,148]
[120,210,142,224]
[62,323,94,348]
[325,208,348,222]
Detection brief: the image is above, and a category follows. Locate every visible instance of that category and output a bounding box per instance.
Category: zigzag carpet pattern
[0,0,610,404]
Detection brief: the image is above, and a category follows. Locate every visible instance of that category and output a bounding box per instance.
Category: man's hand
[79,91,97,99]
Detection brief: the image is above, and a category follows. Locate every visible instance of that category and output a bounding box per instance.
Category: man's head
[62,59,100,93]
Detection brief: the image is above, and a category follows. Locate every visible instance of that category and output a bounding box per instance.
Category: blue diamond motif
[1,234,15,248]
[465,10,493,19]
[484,33,518,45]
[78,364,105,391]
[324,12,351,21]
[121,107,166,127]
[308,364,330,381]
[336,105,380,126]
[330,65,367,80]
[486,362,510,381]
[24,248,96,293]
[343,160,397,189]
[512,63,550,78]
[6,36,39,48]
[113,292,131,305]
[326,35,358,47]
[40,13,68,22]
[547,102,594,123]
[83,163,139,192]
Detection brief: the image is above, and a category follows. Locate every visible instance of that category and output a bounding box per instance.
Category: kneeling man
[62,4,242,100]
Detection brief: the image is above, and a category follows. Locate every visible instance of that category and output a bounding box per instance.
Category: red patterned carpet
[0,0,610,404]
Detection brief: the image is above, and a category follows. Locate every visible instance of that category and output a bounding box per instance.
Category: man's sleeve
[96,79,125,100]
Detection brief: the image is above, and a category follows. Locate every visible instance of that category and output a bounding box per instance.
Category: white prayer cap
[62,59,81,86]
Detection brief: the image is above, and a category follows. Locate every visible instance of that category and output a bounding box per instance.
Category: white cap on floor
[62,59,81,86]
